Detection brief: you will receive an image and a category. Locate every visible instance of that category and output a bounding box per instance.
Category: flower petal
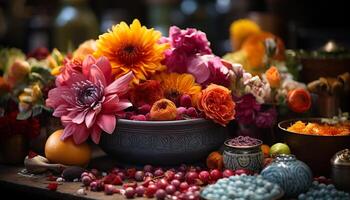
[72,124,90,144]
[102,96,132,114]
[52,104,69,117]
[46,86,72,108]
[89,65,107,87]
[91,125,102,144]
[96,56,112,84]
[187,57,210,84]
[82,55,96,77]
[104,71,133,96]
[85,110,97,128]
[61,123,75,140]
[72,109,88,124]
[97,114,116,134]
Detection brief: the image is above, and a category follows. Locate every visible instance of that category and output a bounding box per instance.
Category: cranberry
[135,171,145,182]
[179,182,189,191]
[144,165,153,172]
[235,168,253,175]
[198,171,210,184]
[156,179,168,189]
[165,185,176,194]
[155,189,167,200]
[124,187,135,199]
[81,175,92,186]
[210,169,222,181]
[188,185,200,191]
[164,170,175,181]
[185,171,198,184]
[145,184,157,198]
[91,169,100,177]
[135,185,145,197]
[170,179,181,188]
[154,169,164,177]
[144,172,154,178]
[127,168,137,178]
[222,169,235,178]
[104,184,114,195]
[174,172,185,181]
[117,171,127,180]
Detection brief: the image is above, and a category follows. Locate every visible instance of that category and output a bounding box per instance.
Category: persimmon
[45,129,91,166]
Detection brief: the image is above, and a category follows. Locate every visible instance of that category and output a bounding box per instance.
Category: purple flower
[162,26,212,73]
[234,94,261,125]
[255,108,277,128]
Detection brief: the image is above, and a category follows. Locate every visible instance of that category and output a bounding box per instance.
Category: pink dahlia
[46,55,133,144]
[162,26,212,73]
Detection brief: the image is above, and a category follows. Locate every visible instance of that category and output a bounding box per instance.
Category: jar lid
[331,149,350,167]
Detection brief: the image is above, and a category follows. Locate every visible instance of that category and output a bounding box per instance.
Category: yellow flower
[152,73,201,107]
[94,19,169,84]
[230,19,261,50]
[73,40,97,62]
[18,83,42,111]
[49,48,64,75]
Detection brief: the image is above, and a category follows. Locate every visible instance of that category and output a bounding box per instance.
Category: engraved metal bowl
[99,118,228,165]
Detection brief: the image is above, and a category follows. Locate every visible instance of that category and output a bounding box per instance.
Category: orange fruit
[206,151,223,170]
[261,144,270,158]
[45,129,91,166]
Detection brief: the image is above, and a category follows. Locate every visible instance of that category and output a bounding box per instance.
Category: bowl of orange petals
[278,118,350,175]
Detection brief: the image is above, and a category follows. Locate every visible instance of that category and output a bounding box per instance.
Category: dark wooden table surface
[0,146,150,200]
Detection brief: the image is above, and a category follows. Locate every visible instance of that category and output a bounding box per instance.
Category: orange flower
[94,19,169,84]
[241,32,285,73]
[287,88,311,113]
[265,66,280,88]
[73,40,97,62]
[198,84,235,126]
[229,19,261,50]
[130,80,164,107]
[150,99,177,121]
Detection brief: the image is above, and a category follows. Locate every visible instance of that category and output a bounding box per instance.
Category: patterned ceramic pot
[99,118,228,165]
[261,154,313,198]
[222,139,263,172]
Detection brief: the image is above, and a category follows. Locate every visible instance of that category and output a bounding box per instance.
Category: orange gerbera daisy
[152,73,201,107]
[94,19,169,84]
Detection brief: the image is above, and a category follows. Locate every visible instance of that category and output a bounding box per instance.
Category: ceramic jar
[222,139,263,173]
[331,149,350,192]
[261,154,313,198]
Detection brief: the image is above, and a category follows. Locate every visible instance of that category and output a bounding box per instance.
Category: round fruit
[269,143,291,157]
[45,129,91,166]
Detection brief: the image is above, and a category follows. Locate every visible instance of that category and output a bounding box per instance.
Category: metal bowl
[99,118,228,165]
[278,118,350,176]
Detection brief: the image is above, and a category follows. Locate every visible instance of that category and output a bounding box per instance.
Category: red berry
[135,171,145,182]
[145,184,157,198]
[135,185,145,197]
[164,170,175,181]
[210,169,222,181]
[144,172,154,178]
[235,168,253,176]
[223,169,235,178]
[104,184,114,195]
[188,185,200,191]
[123,182,138,189]
[81,175,92,186]
[138,104,151,115]
[174,172,185,181]
[170,179,181,188]
[124,187,135,199]
[180,94,192,108]
[165,185,176,195]
[127,168,137,178]
[154,169,164,177]
[156,179,168,189]
[117,172,126,180]
[198,171,210,184]
[155,189,167,200]
[47,182,58,191]
[185,171,198,184]
[178,164,187,172]
[179,182,189,191]
[186,107,198,118]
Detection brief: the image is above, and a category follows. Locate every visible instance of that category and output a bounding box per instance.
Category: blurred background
[0,0,349,56]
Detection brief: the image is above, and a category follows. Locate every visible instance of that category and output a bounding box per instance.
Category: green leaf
[16,110,32,120]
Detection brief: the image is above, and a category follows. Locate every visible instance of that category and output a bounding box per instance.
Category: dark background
[0,0,349,56]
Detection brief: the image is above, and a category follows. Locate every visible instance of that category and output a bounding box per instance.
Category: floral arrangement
[3,19,314,144]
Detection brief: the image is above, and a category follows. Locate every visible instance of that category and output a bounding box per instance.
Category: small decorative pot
[261,154,313,198]
[331,149,350,192]
[222,139,263,172]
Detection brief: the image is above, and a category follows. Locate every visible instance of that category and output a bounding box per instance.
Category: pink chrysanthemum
[46,55,133,144]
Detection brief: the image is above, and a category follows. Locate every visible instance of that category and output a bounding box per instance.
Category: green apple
[269,143,291,157]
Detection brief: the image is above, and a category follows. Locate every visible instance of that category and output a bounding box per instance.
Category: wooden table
[0,146,149,200]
